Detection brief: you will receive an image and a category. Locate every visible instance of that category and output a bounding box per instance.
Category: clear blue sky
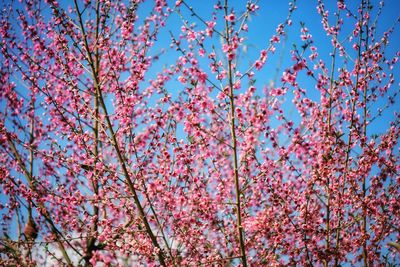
[141,0,400,138]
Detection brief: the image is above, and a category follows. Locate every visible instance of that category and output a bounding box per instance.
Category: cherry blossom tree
[0,0,399,266]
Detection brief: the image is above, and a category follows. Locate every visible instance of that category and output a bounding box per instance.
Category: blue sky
[139,0,400,139]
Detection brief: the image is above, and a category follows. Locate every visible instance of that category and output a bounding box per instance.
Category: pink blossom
[0,1,398,266]
[225,13,235,22]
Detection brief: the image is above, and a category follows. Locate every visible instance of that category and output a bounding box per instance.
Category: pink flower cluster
[0,0,398,266]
